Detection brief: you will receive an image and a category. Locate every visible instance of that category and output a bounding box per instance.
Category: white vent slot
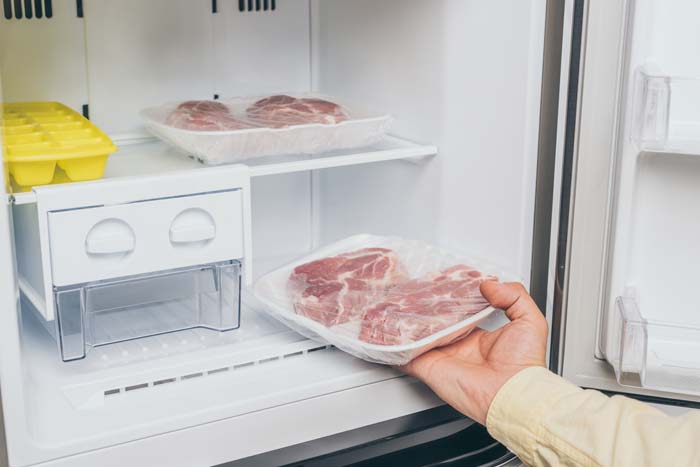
[153,378,176,386]
[233,362,255,370]
[182,372,204,380]
[124,383,148,392]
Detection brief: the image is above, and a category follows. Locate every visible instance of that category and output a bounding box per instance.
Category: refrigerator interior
[0,1,546,465]
[596,0,700,398]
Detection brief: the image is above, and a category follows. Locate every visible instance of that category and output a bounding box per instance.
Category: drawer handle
[170,224,216,244]
[85,219,136,256]
[170,208,217,245]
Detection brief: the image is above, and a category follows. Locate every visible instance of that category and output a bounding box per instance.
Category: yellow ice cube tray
[1,102,117,189]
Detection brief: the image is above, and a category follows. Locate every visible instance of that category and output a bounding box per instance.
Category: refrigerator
[0,1,696,466]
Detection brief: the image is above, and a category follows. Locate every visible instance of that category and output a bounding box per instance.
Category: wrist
[472,366,537,425]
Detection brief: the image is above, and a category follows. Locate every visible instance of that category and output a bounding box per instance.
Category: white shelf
[10,136,437,205]
[18,294,402,448]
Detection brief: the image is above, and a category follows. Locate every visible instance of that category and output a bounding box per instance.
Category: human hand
[401,282,548,425]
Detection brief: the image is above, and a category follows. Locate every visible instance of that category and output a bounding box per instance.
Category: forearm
[486,367,700,467]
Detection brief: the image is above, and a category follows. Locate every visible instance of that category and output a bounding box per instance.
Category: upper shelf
[10,135,437,205]
[633,66,700,156]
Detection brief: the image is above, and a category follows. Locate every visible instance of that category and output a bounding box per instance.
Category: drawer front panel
[48,190,243,286]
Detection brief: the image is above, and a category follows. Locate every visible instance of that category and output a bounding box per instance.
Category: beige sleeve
[485,366,700,467]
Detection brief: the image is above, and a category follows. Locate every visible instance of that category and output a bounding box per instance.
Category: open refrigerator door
[599,0,700,398]
[558,0,700,406]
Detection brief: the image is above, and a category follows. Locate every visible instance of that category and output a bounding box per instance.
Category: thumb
[480,281,542,323]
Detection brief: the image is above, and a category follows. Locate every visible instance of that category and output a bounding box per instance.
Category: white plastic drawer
[48,190,244,286]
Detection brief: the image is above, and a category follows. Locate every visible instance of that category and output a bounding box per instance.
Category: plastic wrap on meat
[176,100,230,113]
[358,265,495,346]
[166,106,256,131]
[247,94,349,127]
[288,248,407,327]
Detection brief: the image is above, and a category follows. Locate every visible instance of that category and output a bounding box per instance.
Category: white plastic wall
[0,0,88,111]
[315,0,545,282]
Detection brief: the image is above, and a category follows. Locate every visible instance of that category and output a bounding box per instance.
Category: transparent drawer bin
[54,261,241,362]
[633,66,700,155]
[610,296,700,396]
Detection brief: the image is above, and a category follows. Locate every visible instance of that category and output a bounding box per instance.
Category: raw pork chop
[358,265,495,346]
[166,100,255,131]
[247,95,348,127]
[288,248,407,327]
[176,100,230,113]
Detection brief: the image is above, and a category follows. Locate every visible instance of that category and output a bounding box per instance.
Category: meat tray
[253,234,517,365]
[140,94,392,165]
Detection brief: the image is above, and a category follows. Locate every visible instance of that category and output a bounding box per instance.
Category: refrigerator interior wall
[0,1,546,465]
[315,0,545,279]
[561,0,700,400]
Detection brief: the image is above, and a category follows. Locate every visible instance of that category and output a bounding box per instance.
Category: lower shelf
[610,295,700,396]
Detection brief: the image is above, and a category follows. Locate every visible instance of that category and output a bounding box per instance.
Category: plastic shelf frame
[611,296,700,396]
[633,66,700,155]
[54,260,242,362]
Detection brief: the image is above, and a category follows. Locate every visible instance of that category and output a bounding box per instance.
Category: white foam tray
[141,94,392,165]
[253,234,516,365]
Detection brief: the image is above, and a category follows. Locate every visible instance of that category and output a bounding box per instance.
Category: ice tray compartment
[55,261,241,362]
[1,102,117,190]
[610,295,700,396]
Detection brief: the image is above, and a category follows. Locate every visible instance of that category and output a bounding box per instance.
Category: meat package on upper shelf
[166,100,256,131]
[246,95,349,127]
[141,94,391,164]
[253,235,516,365]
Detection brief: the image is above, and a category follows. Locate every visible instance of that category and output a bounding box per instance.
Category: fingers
[480,281,543,324]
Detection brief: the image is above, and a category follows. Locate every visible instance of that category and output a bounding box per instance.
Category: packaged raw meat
[166,109,257,131]
[358,265,497,346]
[288,248,407,327]
[141,94,391,165]
[176,100,230,113]
[247,95,349,127]
[254,235,518,365]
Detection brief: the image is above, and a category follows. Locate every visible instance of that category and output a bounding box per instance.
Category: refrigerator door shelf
[610,295,700,397]
[633,66,700,156]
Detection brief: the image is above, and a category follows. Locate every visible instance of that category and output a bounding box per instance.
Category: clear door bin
[611,296,700,396]
[633,66,700,155]
[54,261,241,361]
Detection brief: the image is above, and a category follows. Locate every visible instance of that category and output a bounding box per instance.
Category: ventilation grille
[103,345,332,398]
[238,0,276,12]
[3,0,52,19]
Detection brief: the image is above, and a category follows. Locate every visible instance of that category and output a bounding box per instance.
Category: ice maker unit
[12,165,253,361]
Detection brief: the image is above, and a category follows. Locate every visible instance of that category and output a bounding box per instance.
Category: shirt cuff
[485,366,582,462]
